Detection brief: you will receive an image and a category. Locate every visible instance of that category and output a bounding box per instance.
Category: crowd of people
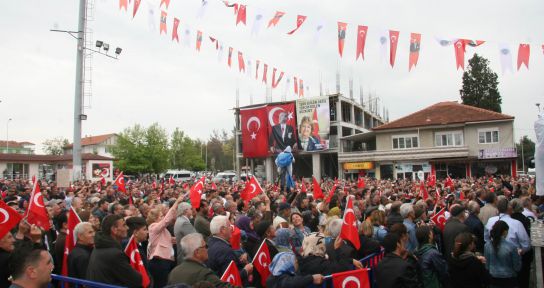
[0,173,540,288]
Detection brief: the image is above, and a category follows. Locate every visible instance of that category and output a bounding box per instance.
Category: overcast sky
[1,0,543,153]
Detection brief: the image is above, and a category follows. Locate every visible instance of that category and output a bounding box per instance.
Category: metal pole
[72,0,86,181]
[521,137,525,173]
[205,143,208,172]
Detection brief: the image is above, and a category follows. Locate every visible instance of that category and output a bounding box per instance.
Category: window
[478,128,499,144]
[392,135,419,149]
[435,131,464,147]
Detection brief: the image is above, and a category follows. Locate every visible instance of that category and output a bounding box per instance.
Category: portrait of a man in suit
[269,112,297,153]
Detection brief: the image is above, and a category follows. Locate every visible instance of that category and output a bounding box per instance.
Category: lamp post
[6,118,12,153]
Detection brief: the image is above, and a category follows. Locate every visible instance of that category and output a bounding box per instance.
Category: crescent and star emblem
[34,192,44,208]
[258,252,268,268]
[226,275,236,284]
[246,116,261,140]
[342,276,361,288]
[267,107,285,126]
[0,208,9,224]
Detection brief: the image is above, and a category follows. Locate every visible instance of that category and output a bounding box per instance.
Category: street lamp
[6,118,12,153]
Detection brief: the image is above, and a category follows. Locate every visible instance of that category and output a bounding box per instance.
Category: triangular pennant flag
[62,207,81,277]
[356,25,368,61]
[196,31,203,51]
[268,11,285,28]
[160,0,170,9]
[238,51,245,72]
[236,5,246,25]
[293,76,298,95]
[517,43,530,70]
[172,18,180,42]
[409,33,421,71]
[272,70,284,89]
[337,22,348,57]
[228,47,233,67]
[132,0,141,18]
[287,15,306,35]
[120,0,128,11]
[454,39,466,70]
[340,196,360,249]
[125,235,151,287]
[299,79,304,97]
[389,30,400,67]
[262,64,268,84]
[159,11,167,35]
[255,60,260,79]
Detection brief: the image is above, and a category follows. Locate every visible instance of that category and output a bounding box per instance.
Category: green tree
[516,136,536,171]
[145,123,170,173]
[460,54,502,113]
[170,128,205,171]
[42,137,69,155]
[206,129,235,171]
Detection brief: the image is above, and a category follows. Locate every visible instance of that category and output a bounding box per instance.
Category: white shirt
[522,208,537,221]
[484,213,531,253]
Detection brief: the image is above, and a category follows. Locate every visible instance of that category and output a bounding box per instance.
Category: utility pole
[521,137,525,173]
[72,0,86,181]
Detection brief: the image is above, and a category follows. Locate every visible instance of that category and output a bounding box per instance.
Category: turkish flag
[196,31,203,51]
[356,25,368,60]
[325,179,339,204]
[119,0,128,11]
[125,235,151,288]
[454,39,466,70]
[160,0,170,9]
[220,260,242,287]
[263,64,268,83]
[62,207,81,277]
[517,44,530,70]
[190,177,205,209]
[230,224,242,250]
[420,182,429,201]
[287,15,307,35]
[357,177,365,189]
[272,69,284,89]
[25,180,51,231]
[168,175,175,185]
[428,175,436,187]
[160,11,167,35]
[445,176,454,191]
[0,200,22,239]
[409,33,421,71]
[241,176,263,203]
[332,268,370,288]
[389,30,400,67]
[430,208,447,231]
[340,196,360,249]
[312,176,324,199]
[267,103,298,150]
[252,240,271,286]
[337,22,348,57]
[133,0,141,18]
[238,52,245,72]
[240,107,268,158]
[301,181,307,193]
[268,11,285,28]
[172,18,180,42]
[114,172,126,193]
[236,5,246,25]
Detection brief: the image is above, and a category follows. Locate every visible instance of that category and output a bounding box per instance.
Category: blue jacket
[484,239,521,278]
[415,244,449,288]
[206,236,248,281]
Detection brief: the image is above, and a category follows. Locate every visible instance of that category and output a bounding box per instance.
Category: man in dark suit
[375,232,421,288]
[269,112,296,153]
[443,205,470,260]
[174,202,196,263]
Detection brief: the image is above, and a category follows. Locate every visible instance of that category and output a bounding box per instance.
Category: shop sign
[478,148,517,159]
[343,162,374,170]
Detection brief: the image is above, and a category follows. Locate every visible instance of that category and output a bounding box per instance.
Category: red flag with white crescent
[340,196,360,249]
[238,51,245,72]
[312,176,324,199]
[25,180,51,231]
[190,177,205,209]
[356,25,368,60]
[268,11,285,28]
[430,208,446,231]
[0,200,22,240]
[409,33,421,71]
[125,235,150,288]
[236,5,246,25]
[287,15,306,35]
[220,260,242,286]
[133,0,141,18]
[62,207,81,277]
[172,18,180,42]
[517,43,530,70]
[252,240,271,286]
[389,30,400,67]
[230,224,242,250]
[160,11,167,35]
[337,22,348,57]
[454,39,466,70]
[114,172,126,193]
[240,106,269,158]
[332,268,371,288]
[241,176,263,203]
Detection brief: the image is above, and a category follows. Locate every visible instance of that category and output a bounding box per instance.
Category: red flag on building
[230,224,241,250]
[357,177,365,189]
[340,196,360,249]
[125,235,151,288]
[332,268,371,288]
[0,200,22,240]
[409,33,421,71]
[190,177,205,209]
[287,15,307,35]
[114,172,126,193]
[356,25,368,61]
[160,11,167,35]
[62,207,81,277]
[241,176,263,203]
[293,76,298,95]
[517,44,530,70]
[160,0,170,9]
[25,180,50,231]
[236,5,246,25]
[119,0,128,11]
[133,0,141,18]
[312,108,320,137]
[252,240,271,286]
[267,11,285,28]
[337,22,348,57]
[172,18,180,42]
[430,208,446,231]
[220,260,242,286]
[238,51,245,72]
[240,106,269,158]
[262,64,268,83]
[196,31,203,51]
[389,30,400,67]
[312,176,324,199]
[228,47,233,67]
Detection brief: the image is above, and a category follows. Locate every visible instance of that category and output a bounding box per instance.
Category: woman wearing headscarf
[298,232,359,276]
[235,215,260,258]
[266,252,323,288]
[274,228,294,253]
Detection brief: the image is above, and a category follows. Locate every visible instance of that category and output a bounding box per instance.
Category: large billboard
[296,96,330,152]
[267,103,298,154]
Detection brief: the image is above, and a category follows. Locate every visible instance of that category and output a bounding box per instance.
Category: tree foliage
[42,137,69,155]
[206,129,235,171]
[170,128,205,171]
[460,54,502,113]
[516,136,536,170]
